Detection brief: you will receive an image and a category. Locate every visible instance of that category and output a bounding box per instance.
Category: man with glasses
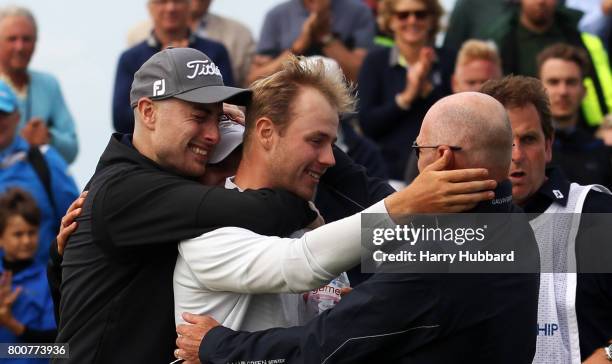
[412,141,461,159]
[175,92,540,364]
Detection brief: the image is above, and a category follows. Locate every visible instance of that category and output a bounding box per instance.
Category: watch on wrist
[605,343,612,361]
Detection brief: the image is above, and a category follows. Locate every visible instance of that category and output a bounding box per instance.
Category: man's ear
[578,81,586,102]
[545,135,553,163]
[136,98,156,131]
[254,117,275,150]
[436,145,455,169]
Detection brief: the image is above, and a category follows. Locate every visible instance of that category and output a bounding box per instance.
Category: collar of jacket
[99,133,197,179]
[469,179,516,213]
[146,29,197,49]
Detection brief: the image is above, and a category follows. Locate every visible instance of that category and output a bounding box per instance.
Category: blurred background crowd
[4,0,612,189]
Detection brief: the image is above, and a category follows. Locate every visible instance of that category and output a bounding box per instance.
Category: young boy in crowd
[0,188,56,362]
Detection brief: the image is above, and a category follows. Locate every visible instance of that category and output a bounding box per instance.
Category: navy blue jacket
[199,184,540,364]
[339,120,389,181]
[357,46,454,180]
[316,145,394,224]
[112,34,234,134]
[316,145,395,286]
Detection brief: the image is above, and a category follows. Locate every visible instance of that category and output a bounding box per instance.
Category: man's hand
[57,191,88,256]
[20,118,50,146]
[308,0,331,13]
[311,9,332,43]
[583,344,612,364]
[385,150,496,217]
[400,47,435,104]
[175,313,220,364]
[340,287,352,296]
[222,104,245,125]
[292,12,317,54]
[416,47,435,98]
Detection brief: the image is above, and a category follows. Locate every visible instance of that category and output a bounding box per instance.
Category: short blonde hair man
[244,55,355,147]
[452,40,502,93]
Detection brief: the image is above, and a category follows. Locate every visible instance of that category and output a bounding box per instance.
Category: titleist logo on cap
[130,47,251,107]
[186,60,222,79]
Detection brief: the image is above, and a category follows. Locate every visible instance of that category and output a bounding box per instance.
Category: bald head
[417,92,512,181]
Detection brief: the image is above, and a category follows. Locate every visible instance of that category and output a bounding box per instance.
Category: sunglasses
[394,9,429,20]
[412,141,462,159]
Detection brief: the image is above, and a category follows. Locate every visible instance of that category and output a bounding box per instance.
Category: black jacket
[315,145,395,286]
[53,134,315,364]
[199,182,541,364]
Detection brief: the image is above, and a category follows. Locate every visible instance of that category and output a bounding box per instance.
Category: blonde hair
[244,55,355,146]
[456,40,501,70]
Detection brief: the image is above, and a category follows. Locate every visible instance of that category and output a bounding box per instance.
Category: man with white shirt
[174,56,379,331]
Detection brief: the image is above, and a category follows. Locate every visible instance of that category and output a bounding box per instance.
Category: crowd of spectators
[0,0,611,362]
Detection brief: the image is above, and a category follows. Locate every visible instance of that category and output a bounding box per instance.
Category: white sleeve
[178,200,390,294]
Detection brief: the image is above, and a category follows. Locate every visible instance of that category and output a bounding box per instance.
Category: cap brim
[0,100,16,113]
[209,121,245,164]
[174,85,252,106]
[0,106,15,113]
[209,134,243,164]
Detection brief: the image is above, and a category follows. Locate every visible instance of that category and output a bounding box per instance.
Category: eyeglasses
[394,10,429,20]
[412,141,462,159]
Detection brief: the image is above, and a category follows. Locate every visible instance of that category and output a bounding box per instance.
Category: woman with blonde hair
[358,0,453,181]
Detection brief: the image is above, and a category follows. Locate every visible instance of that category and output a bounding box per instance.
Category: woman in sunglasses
[358,0,454,183]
